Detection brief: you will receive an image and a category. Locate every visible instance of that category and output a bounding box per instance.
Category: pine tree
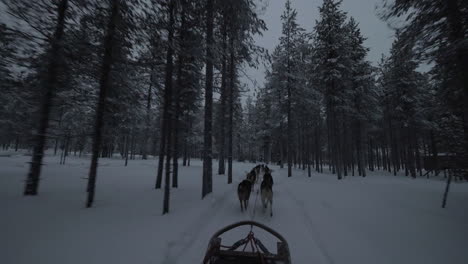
[86,0,120,207]
[381,0,468,157]
[8,0,70,195]
[202,0,214,198]
[279,0,305,177]
[378,30,425,178]
[162,0,176,214]
[311,0,348,179]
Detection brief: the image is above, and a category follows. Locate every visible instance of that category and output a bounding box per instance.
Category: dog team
[237,164,274,217]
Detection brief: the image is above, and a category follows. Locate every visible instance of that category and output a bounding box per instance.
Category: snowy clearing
[1,152,468,264]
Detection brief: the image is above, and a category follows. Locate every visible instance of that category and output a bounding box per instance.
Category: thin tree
[218,8,228,176]
[163,0,176,214]
[202,0,214,198]
[227,28,235,184]
[22,0,69,195]
[86,0,119,207]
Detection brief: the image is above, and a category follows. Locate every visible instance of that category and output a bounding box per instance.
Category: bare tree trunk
[62,134,70,165]
[124,134,129,166]
[202,0,214,198]
[368,135,374,172]
[430,130,438,177]
[130,134,135,160]
[14,135,19,152]
[237,132,241,161]
[407,127,416,178]
[441,171,452,208]
[183,116,189,166]
[86,0,119,207]
[279,131,284,169]
[162,0,176,214]
[331,104,342,180]
[171,96,179,190]
[389,119,398,176]
[342,122,348,177]
[315,125,320,173]
[415,135,422,176]
[172,1,188,188]
[307,130,311,177]
[142,65,153,160]
[59,138,65,165]
[287,71,292,177]
[356,120,365,177]
[156,114,166,188]
[227,31,235,185]
[218,12,228,175]
[285,9,293,177]
[183,138,187,166]
[24,0,69,195]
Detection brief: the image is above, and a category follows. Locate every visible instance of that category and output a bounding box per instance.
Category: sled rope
[250,184,260,231]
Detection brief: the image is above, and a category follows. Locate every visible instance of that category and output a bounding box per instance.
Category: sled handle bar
[210,221,289,245]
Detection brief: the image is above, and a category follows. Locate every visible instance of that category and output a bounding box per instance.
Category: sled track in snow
[283,186,335,264]
[161,185,233,264]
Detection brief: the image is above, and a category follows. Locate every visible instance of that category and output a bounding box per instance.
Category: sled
[203,221,291,264]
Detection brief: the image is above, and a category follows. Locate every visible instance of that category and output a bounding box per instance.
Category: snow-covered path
[1,152,468,264]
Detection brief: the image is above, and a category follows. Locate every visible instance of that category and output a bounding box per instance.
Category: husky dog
[253,164,271,184]
[237,179,252,212]
[261,174,273,217]
[263,171,273,186]
[253,165,264,183]
[246,170,257,185]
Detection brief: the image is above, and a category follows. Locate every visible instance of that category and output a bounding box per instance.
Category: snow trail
[161,183,233,264]
[1,153,468,264]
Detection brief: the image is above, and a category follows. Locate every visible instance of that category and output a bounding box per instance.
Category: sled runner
[203,221,291,264]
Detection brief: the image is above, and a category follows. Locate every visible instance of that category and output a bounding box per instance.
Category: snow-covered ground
[1,150,468,264]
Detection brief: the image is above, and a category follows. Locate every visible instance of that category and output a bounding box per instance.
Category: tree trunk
[368,135,374,172]
[407,127,416,178]
[286,47,292,178]
[124,134,129,166]
[342,123,348,177]
[24,0,69,196]
[172,1,187,189]
[14,135,19,152]
[142,64,153,160]
[415,135,422,176]
[218,13,228,175]
[130,134,135,160]
[279,131,284,169]
[307,130,311,177]
[156,113,166,189]
[441,171,452,208]
[389,119,398,176]
[356,120,366,177]
[315,125,320,173]
[227,31,235,185]
[86,0,119,207]
[183,116,189,166]
[202,0,214,198]
[331,104,342,180]
[161,0,176,214]
[446,0,468,160]
[62,134,70,165]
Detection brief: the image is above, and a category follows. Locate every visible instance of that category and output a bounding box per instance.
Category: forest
[0,0,467,213]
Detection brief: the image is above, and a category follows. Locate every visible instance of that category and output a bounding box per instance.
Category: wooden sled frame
[203,221,291,264]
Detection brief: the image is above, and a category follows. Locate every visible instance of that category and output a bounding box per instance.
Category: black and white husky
[260,172,273,217]
[238,179,252,212]
[253,164,272,183]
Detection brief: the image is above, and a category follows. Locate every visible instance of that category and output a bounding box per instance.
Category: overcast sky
[243,0,395,97]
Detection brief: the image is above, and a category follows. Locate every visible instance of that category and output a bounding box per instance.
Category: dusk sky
[244,0,395,96]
